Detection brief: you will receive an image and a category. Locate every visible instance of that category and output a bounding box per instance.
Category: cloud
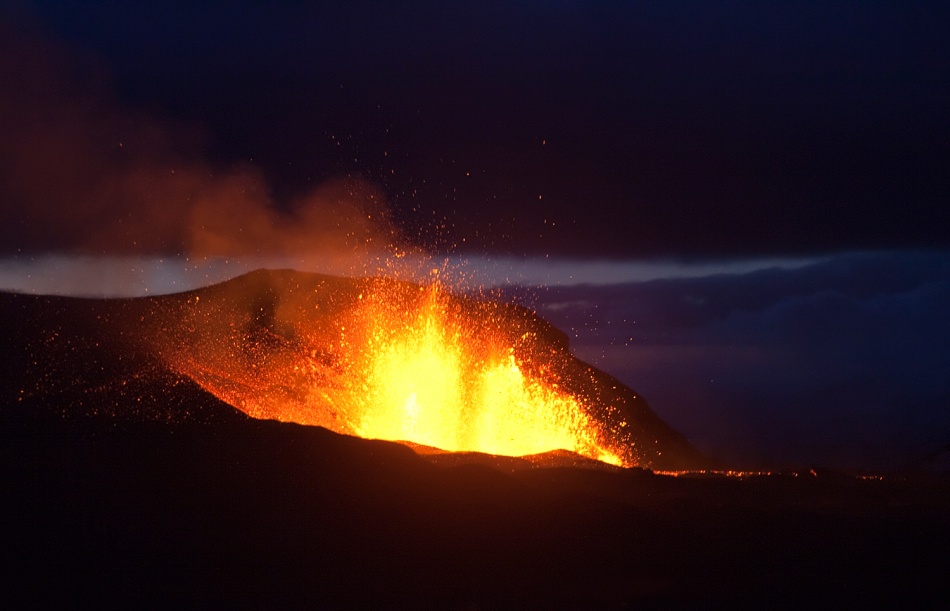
[517,252,950,470]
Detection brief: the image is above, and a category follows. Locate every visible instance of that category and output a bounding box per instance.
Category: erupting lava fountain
[7,268,707,470]
[150,269,704,470]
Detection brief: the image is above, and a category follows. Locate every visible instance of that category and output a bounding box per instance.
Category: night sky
[2,1,949,469]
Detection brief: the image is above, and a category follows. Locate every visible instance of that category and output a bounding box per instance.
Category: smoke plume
[0,16,399,273]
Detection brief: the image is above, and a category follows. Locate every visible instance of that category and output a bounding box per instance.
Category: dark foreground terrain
[1,275,948,608]
[3,409,949,609]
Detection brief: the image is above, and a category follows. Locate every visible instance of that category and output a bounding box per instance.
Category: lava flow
[340,283,620,464]
[161,271,625,466]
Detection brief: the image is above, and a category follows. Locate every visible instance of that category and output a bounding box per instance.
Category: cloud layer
[510,251,950,470]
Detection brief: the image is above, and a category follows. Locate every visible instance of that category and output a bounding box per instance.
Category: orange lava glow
[344,285,620,464]
[168,275,625,466]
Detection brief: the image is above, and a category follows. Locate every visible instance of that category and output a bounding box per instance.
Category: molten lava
[343,285,619,463]
[165,274,625,466]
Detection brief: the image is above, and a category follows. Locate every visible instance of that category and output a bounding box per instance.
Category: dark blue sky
[4,0,949,257]
[2,2,949,469]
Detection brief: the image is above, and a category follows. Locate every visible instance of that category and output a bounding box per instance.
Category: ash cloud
[0,16,399,268]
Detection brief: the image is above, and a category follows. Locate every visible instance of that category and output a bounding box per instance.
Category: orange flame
[167,276,625,466]
[342,285,620,463]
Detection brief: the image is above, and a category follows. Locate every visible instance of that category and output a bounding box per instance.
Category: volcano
[2,269,948,608]
[2,268,705,470]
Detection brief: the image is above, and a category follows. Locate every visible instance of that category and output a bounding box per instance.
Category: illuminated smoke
[0,17,400,286]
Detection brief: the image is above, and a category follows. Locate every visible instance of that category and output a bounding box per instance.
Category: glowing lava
[345,285,619,463]
[164,273,625,466]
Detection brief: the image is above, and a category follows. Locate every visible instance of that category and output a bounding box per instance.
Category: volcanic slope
[0,268,705,470]
[2,270,949,608]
